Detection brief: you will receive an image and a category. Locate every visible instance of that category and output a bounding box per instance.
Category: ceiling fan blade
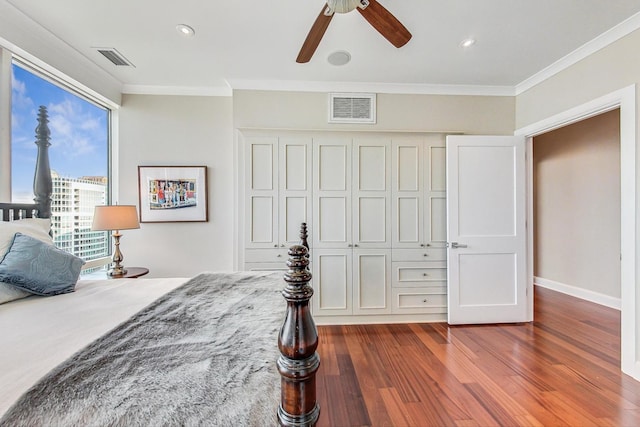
[297,5,334,63]
[357,0,411,48]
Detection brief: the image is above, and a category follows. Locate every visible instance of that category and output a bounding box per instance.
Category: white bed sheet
[0,276,189,416]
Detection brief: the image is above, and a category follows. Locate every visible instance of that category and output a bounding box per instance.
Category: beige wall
[234,90,515,134]
[117,94,234,277]
[533,109,621,297]
[116,90,514,276]
[516,28,640,129]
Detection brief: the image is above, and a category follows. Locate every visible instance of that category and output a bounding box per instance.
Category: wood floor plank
[313,287,640,426]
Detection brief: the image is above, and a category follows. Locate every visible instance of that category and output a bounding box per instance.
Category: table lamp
[91,205,140,276]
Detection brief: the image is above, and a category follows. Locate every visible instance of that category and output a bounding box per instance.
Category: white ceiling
[3,0,640,96]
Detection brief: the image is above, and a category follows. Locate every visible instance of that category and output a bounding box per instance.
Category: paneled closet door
[312,249,353,316]
[313,137,352,249]
[353,249,392,315]
[392,138,425,248]
[352,138,391,249]
[245,136,279,249]
[423,135,448,248]
[278,137,312,248]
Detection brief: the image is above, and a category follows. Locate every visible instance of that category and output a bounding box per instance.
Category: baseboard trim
[534,276,621,310]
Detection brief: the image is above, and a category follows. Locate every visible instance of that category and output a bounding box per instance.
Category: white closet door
[353,138,391,248]
[353,249,392,314]
[424,137,447,248]
[312,249,352,316]
[392,138,424,248]
[446,135,527,324]
[245,137,278,248]
[279,137,312,247]
[313,138,352,249]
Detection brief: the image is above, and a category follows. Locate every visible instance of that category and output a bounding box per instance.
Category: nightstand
[109,267,149,279]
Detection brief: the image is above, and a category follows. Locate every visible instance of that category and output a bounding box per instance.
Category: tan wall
[516,28,640,129]
[117,94,234,276]
[116,91,515,276]
[234,90,516,135]
[533,109,620,297]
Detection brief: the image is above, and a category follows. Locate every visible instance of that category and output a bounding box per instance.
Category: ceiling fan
[296,0,412,63]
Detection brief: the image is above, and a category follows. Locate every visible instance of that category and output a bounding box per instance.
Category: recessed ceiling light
[176,24,196,37]
[460,38,476,48]
[327,50,351,66]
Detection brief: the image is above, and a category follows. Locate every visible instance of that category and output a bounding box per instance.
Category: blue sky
[11,64,109,202]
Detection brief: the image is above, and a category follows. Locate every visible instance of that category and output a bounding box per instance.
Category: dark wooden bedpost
[33,106,52,218]
[277,243,320,426]
[299,222,309,251]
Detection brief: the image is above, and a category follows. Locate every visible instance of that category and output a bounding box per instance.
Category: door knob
[450,242,468,249]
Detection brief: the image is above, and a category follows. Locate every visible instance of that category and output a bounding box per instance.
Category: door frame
[515,84,637,379]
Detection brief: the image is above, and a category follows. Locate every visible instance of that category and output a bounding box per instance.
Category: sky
[11,64,109,202]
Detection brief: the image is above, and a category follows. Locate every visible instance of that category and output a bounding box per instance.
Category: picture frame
[138,166,208,223]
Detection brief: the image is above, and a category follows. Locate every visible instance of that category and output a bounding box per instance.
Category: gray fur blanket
[0,272,285,427]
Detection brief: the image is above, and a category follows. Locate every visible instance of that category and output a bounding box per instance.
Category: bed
[0,106,319,426]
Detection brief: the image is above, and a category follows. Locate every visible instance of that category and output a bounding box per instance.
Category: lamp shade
[91,205,140,231]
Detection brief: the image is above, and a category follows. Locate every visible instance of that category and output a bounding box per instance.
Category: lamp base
[108,266,128,277]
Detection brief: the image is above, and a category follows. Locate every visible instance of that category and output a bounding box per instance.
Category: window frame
[0,45,116,270]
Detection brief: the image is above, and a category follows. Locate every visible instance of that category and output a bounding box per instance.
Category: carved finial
[299,223,309,250]
[33,106,52,218]
[35,106,51,147]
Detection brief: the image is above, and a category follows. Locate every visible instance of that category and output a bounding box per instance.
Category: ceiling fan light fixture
[327,0,363,13]
[328,50,351,66]
[176,24,196,37]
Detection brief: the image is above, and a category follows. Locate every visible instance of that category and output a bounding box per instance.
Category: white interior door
[446,135,527,324]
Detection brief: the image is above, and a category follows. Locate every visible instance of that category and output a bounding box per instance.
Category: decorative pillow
[0,232,85,296]
[0,218,53,303]
[0,282,31,304]
[0,217,52,257]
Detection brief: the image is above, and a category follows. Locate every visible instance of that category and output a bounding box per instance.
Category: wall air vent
[328,93,376,124]
[94,47,135,67]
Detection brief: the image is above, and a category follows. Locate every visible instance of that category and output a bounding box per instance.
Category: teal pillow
[0,232,85,296]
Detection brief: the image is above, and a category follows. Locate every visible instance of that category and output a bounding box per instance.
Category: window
[8,58,112,269]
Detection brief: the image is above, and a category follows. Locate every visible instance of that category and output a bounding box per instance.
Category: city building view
[50,171,109,262]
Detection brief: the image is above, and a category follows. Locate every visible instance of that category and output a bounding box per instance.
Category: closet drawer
[245,249,290,263]
[392,262,447,287]
[392,288,447,314]
[392,248,447,262]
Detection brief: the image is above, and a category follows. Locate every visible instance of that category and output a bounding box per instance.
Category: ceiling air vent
[94,47,135,67]
[328,93,376,124]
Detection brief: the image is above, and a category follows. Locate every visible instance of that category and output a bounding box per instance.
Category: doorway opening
[532,109,621,308]
[517,85,636,379]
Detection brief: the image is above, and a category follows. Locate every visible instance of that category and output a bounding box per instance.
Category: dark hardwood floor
[314,286,640,426]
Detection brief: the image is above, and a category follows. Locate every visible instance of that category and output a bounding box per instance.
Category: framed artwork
[138,166,208,223]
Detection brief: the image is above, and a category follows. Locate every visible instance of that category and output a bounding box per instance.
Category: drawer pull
[273,244,278,248]
[423,253,428,257]
[277,254,282,257]
[422,299,428,303]
[423,273,428,276]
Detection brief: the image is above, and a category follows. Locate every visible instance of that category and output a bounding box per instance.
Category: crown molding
[121,84,232,97]
[226,79,514,96]
[516,11,640,95]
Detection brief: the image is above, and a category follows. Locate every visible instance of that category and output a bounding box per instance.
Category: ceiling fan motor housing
[327,0,367,14]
